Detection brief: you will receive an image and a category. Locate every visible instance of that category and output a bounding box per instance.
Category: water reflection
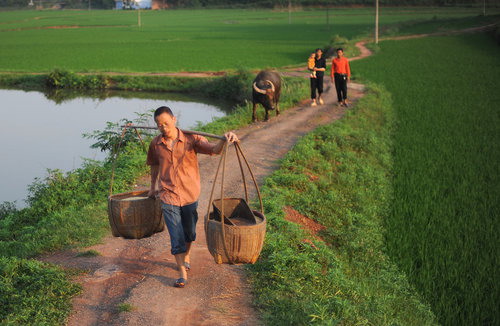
[0,88,228,206]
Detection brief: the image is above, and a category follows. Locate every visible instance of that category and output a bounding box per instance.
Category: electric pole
[375,0,379,44]
[288,0,292,25]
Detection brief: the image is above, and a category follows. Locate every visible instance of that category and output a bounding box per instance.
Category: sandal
[184,262,191,271]
[174,278,187,288]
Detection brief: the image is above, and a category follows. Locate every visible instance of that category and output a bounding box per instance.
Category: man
[147,106,238,288]
[310,48,326,106]
[330,48,351,107]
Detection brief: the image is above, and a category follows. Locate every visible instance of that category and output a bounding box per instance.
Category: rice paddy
[0,7,496,73]
[352,33,500,325]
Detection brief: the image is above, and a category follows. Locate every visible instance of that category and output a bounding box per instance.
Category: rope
[205,140,264,264]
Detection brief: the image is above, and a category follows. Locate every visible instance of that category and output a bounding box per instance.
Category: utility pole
[138,8,141,27]
[88,0,91,10]
[483,0,486,16]
[326,7,330,31]
[288,0,291,25]
[375,0,379,44]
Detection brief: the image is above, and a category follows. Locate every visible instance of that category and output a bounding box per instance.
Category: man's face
[155,113,177,139]
[316,49,323,57]
[337,50,344,58]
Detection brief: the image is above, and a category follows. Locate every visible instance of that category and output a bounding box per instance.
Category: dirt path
[39,43,369,325]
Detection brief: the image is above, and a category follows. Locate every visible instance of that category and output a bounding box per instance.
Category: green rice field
[352,33,500,325]
[0,7,497,73]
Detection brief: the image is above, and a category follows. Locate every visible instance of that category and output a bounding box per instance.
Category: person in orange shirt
[147,106,238,288]
[330,48,351,107]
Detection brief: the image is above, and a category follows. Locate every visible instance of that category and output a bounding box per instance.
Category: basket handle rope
[109,126,147,197]
[204,140,263,264]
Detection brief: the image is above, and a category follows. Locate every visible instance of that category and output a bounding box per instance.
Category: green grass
[0,257,81,325]
[0,7,495,73]
[352,34,500,325]
[249,84,437,325]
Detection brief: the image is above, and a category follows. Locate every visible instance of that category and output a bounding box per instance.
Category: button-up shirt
[331,56,351,77]
[146,129,215,206]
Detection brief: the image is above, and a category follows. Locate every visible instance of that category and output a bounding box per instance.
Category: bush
[45,69,110,90]
[202,68,254,105]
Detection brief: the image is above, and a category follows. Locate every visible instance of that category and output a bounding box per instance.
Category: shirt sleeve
[146,140,159,166]
[193,135,215,155]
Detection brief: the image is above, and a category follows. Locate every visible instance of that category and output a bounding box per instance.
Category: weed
[117,303,134,312]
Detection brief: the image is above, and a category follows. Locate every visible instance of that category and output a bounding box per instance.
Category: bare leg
[174,253,188,280]
[184,242,192,265]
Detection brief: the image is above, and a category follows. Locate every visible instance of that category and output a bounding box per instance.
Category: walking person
[310,48,326,106]
[147,106,238,288]
[331,48,351,107]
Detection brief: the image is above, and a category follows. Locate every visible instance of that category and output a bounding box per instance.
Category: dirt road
[40,46,371,326]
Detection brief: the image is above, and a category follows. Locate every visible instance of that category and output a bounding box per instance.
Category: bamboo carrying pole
[121,125,226,140]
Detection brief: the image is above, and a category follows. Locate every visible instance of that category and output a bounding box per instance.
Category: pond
[0,88,229,206]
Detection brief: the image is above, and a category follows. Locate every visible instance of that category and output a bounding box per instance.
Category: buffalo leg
[252,103,258,122]
[276,103,280,116]
[264,110,269,121]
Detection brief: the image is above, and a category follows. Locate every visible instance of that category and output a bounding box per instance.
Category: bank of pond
[0,88,229,206]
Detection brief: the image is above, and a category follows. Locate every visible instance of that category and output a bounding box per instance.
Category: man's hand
[147,189,157,199]
[224,131,239,143]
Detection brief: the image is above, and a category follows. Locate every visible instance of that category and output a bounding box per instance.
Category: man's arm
[148,165,159,198]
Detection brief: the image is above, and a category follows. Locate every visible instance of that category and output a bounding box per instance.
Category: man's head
[154,106,177,139]
[336,48,344,58]
[315,48,323,58]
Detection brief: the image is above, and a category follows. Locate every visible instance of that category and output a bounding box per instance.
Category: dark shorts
[161,201,198,255]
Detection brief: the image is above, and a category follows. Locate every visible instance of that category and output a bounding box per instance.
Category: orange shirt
[146,129,215,206]
[331,56,351,77]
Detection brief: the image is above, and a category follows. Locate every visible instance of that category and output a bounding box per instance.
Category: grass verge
[0,257,81,325]
[248,84,437,325]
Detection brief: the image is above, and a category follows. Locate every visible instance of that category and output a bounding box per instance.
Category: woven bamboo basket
[205,142,266,264]
[108,190,165,239]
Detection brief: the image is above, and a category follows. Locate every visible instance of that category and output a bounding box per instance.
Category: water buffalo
[252,70,281,122]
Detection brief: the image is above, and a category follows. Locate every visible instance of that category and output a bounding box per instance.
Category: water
[0,89,228,206]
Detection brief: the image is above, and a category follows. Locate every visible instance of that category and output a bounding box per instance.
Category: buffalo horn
[253,82,267,95]
[265,80,275,93]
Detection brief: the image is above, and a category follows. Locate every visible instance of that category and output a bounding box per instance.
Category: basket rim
[207,210,266,229]
[109,189,150,201]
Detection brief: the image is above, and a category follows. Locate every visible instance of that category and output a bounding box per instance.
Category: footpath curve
[40,43,370,326]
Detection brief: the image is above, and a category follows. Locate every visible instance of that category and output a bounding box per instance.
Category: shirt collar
[156,128,185,145]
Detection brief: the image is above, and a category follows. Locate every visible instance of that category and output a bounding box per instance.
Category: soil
[38,42,369,326]
[283,206,326,242]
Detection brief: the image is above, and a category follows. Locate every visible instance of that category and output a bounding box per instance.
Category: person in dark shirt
[310,48,326,106]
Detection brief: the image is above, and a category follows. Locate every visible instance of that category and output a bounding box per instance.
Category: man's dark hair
[315,48,323,52]
[336,48,344,52]
[154,106,174,119]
